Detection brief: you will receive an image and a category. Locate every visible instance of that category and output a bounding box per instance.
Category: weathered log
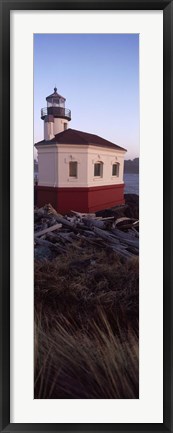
[34,223,62,237]
[96,216,115,221]
[110,230,139,248]
[91,227,136,258]
[56,232,75,242]
[83,218,106,230]
[111,228,138,241]
[76,221,94,231]
[53,215,77,230]
[80,235,109,249]
[34,237,66,253]
[115,217,137,230]
[83,230,97,237]
[111,246,133,259]
[93,227,120,244]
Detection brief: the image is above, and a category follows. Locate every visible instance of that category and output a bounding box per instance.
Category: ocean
[124,173,139,195]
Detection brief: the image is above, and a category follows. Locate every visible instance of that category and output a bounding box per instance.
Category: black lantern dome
[41,87,71,121]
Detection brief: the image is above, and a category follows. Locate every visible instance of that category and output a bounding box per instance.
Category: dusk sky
[34,34,139,160]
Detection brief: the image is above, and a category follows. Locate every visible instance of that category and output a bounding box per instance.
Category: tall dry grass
[35,247,139,399]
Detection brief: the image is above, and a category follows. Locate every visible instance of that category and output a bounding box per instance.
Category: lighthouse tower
[41,87,71,140]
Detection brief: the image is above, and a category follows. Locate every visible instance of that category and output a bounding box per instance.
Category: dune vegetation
[34,245,139,399]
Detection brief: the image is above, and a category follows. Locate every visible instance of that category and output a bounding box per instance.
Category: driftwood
[34,202,139,260]
[53,215,78,230]
[93,227,120,244]
[71,210,96,219]
[110,229,139,248]
[35,237,66,253]
[83,218,106,230]
[93,227,135,258]
[46,233,83,251]
[35,223,62,237]
[111,246,133,259]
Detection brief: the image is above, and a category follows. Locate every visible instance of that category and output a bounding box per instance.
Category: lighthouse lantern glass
[47,97,65,108]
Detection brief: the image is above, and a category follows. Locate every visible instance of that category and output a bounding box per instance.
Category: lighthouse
[41,87,71,140]
[35,88,127,213]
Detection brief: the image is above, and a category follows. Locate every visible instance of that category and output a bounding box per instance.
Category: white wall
[44,121,54,141]
[87,147,125,187]
[53,118,69,135]
[57,145,88,187]
[36,144,126,187]
[44,118,69,140]
[37,146,58,186]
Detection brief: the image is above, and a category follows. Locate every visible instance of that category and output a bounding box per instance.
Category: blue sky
[34,34,139,159]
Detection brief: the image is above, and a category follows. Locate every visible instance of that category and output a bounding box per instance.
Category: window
[69,161,77,177]
[94,162,103,177]
[112,163,119,176]
[64,123,67,130]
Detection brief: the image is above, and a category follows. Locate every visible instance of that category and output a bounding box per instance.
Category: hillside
[124,158,139,174]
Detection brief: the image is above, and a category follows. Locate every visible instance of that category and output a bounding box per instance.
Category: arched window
[112,163,119,177]
[69,161,77,177]
[94,161,103,177]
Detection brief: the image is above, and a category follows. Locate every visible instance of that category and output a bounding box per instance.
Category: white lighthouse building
[35,88,127,214]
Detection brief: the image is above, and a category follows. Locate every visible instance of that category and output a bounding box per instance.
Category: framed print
[0,1,173,432]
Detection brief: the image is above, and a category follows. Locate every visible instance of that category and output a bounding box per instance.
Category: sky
[34,34,139,160]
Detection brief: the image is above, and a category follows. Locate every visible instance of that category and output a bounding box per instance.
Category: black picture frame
[0,1,172,432]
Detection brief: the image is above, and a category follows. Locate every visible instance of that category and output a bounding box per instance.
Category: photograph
[34,33,139,399]
[1,1,173,430]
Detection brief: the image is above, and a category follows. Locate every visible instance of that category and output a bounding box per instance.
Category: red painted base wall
[36,184,125,213]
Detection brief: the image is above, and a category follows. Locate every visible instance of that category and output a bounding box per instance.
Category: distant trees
[124,158,139,174]
[34,159,38,172]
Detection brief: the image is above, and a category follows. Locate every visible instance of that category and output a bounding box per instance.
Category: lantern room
[41,87,71,140]
[46,87,65,108]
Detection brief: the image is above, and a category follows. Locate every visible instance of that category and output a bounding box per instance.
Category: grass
[35,246,139,399]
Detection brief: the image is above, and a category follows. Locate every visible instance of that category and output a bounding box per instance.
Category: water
[124,173,139,195]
